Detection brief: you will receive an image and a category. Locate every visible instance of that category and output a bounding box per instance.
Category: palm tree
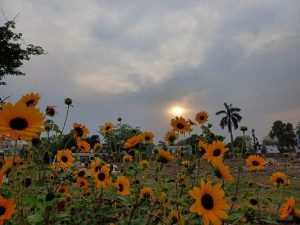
[216,103,242,147]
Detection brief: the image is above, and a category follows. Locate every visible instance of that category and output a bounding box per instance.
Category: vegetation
[0,20,45,85]
[215,103,242,148]
[0,94,299,225]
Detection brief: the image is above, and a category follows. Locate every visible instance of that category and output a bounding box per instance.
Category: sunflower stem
[229,130,245,213]
[61,105,70,135]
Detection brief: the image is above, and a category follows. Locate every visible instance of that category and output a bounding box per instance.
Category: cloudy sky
[1,0,300,143]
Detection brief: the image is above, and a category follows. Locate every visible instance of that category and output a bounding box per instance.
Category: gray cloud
[1,0,300,142]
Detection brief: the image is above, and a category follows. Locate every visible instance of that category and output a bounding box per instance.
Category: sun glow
[169,106,185,116]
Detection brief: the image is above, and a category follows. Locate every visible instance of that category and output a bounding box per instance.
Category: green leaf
[27,213,44,225]
[260,217,279,224]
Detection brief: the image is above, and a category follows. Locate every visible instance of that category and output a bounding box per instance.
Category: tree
[0,20,45,85]
[233,135,252,154]
[296,122,300,137]
[215,103,242,147]
[269,120,297,152]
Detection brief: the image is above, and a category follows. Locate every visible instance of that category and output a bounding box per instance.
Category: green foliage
[269,120,297,152]
[0,20,45,85]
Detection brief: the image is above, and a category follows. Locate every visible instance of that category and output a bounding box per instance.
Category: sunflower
[74,168,86,178]
[139,160,149,168]
[0,195,16,224]
[77,177,90,189]
[164,130,178,145]
[169,210,184,225]
[142,131,154,143]
[90,160,105,177]
[124,134,143,148]
[77,139,91,153]
[123,154,133,163]
[94,143,103,151]
[94,166,112,188]
[270,172,290,187]
[18,93,40,107]
[55,185,68,194]
[0,102,44,141]
[73,122,89,138]
[158,149,175,163]
[198,141,209,157]
[195,111,209,124]
[246,155,266,171]
[170,116,190,133]
[189,179,229,225]
[181,160,190,169]
[101,122,114,135]
[280,197,295,220]
[202,141,229,162]
[45,105,56,117]
[56,149,74,170]
[140,186,154,200]
[211,158,234,183]
[116,176,131,195]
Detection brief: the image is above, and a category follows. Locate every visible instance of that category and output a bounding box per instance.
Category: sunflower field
[0,93,299,225]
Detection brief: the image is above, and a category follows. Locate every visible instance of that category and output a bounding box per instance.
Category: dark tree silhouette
[216,103,242,147]
[0,20,45,85]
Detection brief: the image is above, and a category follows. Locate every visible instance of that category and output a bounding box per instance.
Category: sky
[1,0,300,143]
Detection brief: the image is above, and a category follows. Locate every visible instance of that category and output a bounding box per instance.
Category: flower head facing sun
[189,179,229,225]
[198,141,209,157]
[115,176,131,195]
[0,102,44,141]
[77,178,90,189]
[170,116,190,133]
[246,155,266,171]
[202,141,229,162]
[270,172,290,187]
[140,186,154,200]
[142,131,154,143]
[56,149,74,170]
[90,160,105,177]
[94,166,112,188]
[73,122,89,138]
[0,195,16,224]
[195,111,209,125]
[77,139,91,153]
[101,122,114,135]
[164,130,178,145]
[18,93,40,107]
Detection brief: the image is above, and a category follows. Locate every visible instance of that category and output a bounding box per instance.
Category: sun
[169,106,185,116]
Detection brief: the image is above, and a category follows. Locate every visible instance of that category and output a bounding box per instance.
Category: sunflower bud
[240,126,248,132]
[117,117,122,122]
[46,106,56,117]
[64,98,73,106]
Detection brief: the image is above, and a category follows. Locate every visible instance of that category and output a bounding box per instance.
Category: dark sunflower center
[199,115,205,120]
[105,126,111,130]
[214,169,222,179]
[0,206,6,216]
[213,149,221,157]
[78,171,85,177]
[98,172,105,181]
[145,136,150,141]
[171,216,179,224]
[10,117,28,130]
[276,178,284,184]
[200,147,206,155]
[80,182,85,187]
[119,184,124,192]
[60,188,65,193]
[61,156,68,163]
[176,123,184,129]
[252,161,259,166]
[169,136,175,143]
[26,99,35,106]
[201,194,214,210]
[74,127,84,137]
[143,192,150,199]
